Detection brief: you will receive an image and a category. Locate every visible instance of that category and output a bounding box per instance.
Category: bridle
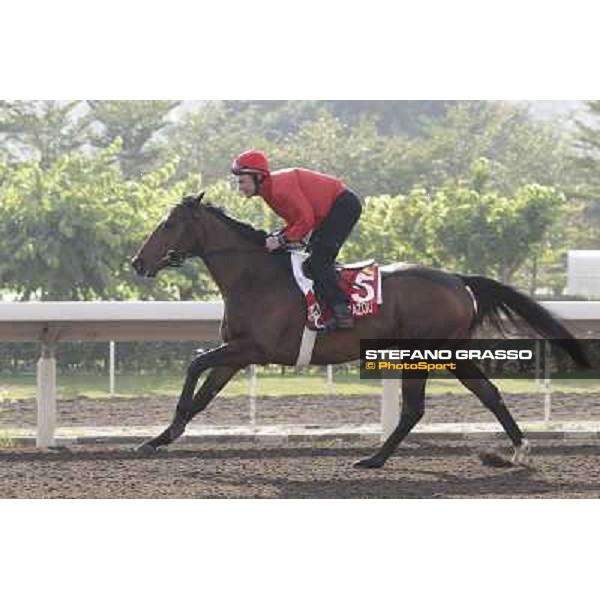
[155,200,270,271]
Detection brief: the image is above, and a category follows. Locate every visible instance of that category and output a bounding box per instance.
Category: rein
[164,245,268,267]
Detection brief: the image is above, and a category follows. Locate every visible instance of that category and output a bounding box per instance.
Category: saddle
[290,252,382,331]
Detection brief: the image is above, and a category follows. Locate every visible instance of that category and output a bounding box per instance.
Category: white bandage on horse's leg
[511,438,532,466]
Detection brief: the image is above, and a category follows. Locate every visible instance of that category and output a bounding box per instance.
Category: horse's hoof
[478,451,513,468]
[511,439,532,467]
[135,442,159,455]
[353,456,386,469]
[47,445,72,454]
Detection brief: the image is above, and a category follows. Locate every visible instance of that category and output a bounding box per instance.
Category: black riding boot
[331,302,354,330]
[309,249,355,331]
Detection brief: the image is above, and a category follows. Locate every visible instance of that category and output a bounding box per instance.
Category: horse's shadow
[181,465,562,498]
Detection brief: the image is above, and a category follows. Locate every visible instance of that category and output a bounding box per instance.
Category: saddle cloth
[290,251,382,331]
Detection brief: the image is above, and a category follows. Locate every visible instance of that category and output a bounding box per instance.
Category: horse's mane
[182,196,267,246]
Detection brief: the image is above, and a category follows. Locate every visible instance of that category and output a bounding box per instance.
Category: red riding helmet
[231,150,270,176]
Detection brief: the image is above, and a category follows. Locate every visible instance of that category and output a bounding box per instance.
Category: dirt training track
[1,393,599,498]
[1,439,599,498]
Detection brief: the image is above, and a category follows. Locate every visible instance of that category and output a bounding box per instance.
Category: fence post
[109,340,116,396]
[543,340,552,422]
[535,339,541,388]
[36,326,60,448]
[327,364,334,400]
[249,364,257,426]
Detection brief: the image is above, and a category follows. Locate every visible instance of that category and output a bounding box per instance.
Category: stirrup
[331,304,354,330]
[325,319,354,332]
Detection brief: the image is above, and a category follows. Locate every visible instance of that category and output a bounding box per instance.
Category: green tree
[273,112,413,198]
[413,101,573,196]
[433,181,565,284]
[165,101,276,185]
[346,160,566,287]
[0,100,92,167]
[570,100,600,246]
[0,141,198,300]
[324,100,454,136]
[224,100,454,137]
[572,100,600,200]
[87,100,180,178]
[223,100,324,139]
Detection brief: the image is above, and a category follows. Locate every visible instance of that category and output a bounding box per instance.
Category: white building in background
[567,250,600,297]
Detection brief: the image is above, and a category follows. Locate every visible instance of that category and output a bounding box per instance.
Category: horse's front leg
[137,342,257,452]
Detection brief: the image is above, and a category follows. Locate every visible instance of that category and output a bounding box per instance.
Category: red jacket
[259,168,346,241]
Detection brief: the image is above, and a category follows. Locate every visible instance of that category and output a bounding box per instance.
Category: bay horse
[131,191,589,468]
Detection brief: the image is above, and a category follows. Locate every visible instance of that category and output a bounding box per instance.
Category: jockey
[231,149,363,330]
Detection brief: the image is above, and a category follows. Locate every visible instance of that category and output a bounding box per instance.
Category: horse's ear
[193,191,205,207]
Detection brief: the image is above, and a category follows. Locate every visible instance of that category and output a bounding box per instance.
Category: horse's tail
[458,274,591,368]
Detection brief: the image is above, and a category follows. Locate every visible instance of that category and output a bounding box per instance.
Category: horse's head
[131,191,205,278]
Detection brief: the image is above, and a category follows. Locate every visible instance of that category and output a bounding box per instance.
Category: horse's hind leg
[451,360,531,466]
[137,365,239,452]
[354,372,428,469]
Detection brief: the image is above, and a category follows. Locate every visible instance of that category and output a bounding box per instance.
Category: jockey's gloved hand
[265,235,283,252]
[265,230,288,252]
[265,230,308,253]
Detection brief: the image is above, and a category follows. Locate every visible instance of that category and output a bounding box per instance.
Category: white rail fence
[1,302,223,447]
[1,301,599,447]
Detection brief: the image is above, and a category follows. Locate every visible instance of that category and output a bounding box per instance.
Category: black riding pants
[307,188,363,307]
